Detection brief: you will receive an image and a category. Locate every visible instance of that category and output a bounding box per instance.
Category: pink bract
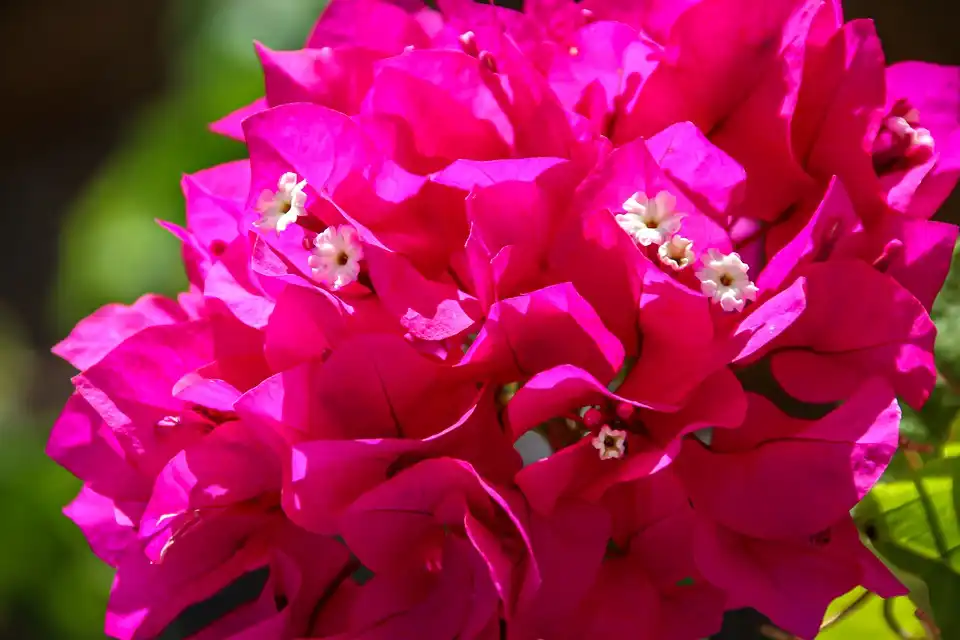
[49,0,959,638]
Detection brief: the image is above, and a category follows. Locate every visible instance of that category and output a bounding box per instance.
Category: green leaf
[855,454,960,637]
[931,241,960,385]
[819,589,923,639]
[897,382,960,450]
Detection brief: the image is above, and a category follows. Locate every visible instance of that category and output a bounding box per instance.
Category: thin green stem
[882,598,913,639]
[903,451,951,560]
[916,607,941,639]
[819,590,875,632]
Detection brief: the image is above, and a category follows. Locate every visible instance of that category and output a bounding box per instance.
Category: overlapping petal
[48,0,960,638]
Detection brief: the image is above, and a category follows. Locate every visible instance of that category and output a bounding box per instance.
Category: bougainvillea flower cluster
[48,0,960,638]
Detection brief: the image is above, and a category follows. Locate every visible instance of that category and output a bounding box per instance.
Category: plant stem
[882,598,913,639]
[819,590,875,631]
[916,607,941,639]
[903,450,950,559]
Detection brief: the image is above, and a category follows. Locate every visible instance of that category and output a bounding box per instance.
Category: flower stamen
[592,425,627,460]
[308,225,364,290]
[478,50,498,73]
[615,190,683,246]
[658,235,695,271]
[885,115,935,161]
[254,172,308,233]
[696,249,759,312]
[873,100,936,171]
[459,31,479,57]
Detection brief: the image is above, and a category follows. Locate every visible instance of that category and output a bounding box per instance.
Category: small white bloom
[658,235,695,271]
[156,415,180,429]
[308,225,363,290]
[254,172,308,233]
[615,190,683,246]
[885,116,936,158]
[908,127,936,158]
[885,115,913,138]
[591,425,627,460]
[459,31,478,57]
[696,249,759,313]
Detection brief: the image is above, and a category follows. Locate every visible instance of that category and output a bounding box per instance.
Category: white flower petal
[696,250,758,313]
[310,224,364,290]
[254,173,309,233]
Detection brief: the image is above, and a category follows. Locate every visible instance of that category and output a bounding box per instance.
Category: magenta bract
[49,0,960,638]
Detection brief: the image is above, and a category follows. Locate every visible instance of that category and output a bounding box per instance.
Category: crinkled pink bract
[49,0,959,638]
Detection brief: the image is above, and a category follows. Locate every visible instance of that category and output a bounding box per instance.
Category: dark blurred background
[0,0,955,637]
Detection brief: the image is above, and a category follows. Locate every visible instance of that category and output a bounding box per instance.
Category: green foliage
[0,417,113,639]
[852,450,960,638]
[49,0,321,335]
[931,242,960,385]
[899,383,960,450]
[819,589,923,639]
[0,1,324,638]
[812,237,960,639]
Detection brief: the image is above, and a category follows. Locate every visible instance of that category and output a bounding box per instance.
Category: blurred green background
[0,0,957,638]
[0,1,323,636]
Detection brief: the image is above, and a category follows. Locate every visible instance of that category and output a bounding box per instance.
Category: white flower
[885,115,913,138]
[155,415,180,429]
[254,172,308,233]
[885,115,936,159]
[696,249,759,313]
[308,225,363,290]
[615,190,683,246]
[908,127,936,158]
[591,425,627,460]
[459,30,478,57]
[658,235,695,271]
